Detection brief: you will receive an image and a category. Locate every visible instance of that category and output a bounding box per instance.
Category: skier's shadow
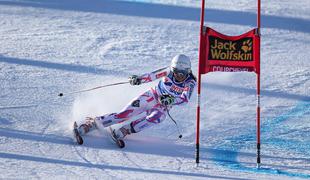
[1,127,309,177]
[0,151,249,180]
[0,127,250,179]
[0,128,249,179]
[0,127,72,145]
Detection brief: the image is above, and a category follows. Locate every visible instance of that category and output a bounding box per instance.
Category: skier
[74,54,196,147]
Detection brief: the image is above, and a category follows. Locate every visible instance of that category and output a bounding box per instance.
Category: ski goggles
[172,68,189,77]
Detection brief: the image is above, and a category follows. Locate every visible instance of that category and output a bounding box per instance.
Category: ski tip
[117,139,125,148]
[76,137,84,145]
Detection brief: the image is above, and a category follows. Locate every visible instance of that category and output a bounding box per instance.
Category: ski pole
[166,108,183,139]
[58,81,129,97]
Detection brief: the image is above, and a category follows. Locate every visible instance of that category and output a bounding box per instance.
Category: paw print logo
[241,39,252,53]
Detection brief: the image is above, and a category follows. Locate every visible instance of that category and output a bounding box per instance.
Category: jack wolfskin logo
[209,36,253,61]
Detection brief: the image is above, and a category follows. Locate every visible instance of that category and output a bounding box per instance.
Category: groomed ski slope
[0,0,309,179]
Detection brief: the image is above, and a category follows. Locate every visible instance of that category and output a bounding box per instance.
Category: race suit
[97,67,196,133]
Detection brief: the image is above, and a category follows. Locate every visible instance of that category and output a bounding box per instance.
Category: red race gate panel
[199,27,260,75]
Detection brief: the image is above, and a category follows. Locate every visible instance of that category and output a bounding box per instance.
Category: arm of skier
[129,66,169,85]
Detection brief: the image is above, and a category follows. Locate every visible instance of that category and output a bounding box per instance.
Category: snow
[0,0,309,179]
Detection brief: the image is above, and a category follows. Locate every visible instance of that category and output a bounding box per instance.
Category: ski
[73,121,84,145]
[108,126,125,148]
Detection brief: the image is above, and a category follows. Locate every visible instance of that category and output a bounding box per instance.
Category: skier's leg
[131,108,167,133]
[112,108,167,139]
[77,90,155,136]
[96,90,155,127]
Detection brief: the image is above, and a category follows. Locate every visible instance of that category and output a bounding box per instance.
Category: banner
[199,27,260,74]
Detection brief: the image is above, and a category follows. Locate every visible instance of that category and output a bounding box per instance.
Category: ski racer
[76,54,196,145]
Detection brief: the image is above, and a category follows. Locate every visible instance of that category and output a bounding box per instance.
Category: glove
[129,75,141,85]
[160,94,174,106]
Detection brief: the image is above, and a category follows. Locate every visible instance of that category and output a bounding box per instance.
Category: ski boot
[77,117,98,135]
[73,117,98,145]
[108,123,134,148]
